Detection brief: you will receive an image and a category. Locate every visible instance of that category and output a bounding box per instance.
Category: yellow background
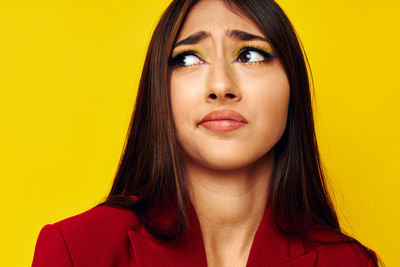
[0,0,398,266]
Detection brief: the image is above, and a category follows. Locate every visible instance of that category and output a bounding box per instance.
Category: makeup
[169,49,207,68]
[198,109,248,133]
[233,44,275,63]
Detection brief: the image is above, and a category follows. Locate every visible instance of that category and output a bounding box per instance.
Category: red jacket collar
[127,198,317,266]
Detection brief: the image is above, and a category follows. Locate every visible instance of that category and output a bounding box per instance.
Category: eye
[169,51,205,68]
[235,47,274,64]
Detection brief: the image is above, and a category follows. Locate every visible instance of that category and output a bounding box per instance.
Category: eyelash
[169,50,205,68]
[169,45,275,68]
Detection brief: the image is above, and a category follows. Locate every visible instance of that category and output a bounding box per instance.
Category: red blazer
[32,197,377,266]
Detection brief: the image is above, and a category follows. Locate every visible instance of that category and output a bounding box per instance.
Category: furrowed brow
[226,29,268,42]
[173,31,210,48]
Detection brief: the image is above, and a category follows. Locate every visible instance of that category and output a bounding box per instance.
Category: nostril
[209,93,217,99]
[226,93,236,99]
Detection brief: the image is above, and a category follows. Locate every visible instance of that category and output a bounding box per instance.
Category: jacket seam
[51,224,74,267]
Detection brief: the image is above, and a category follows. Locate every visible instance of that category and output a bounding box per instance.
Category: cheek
[171,73,193,121]
[170,71,202,142]
[243,69,290,151]
[262,77,289,125]
[245,68,290,126]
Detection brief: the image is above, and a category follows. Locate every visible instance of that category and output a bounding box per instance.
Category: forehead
[177,0,265,40]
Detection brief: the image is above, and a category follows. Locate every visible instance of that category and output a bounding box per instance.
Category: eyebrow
[227,29,268,42]
[173,29,268,48]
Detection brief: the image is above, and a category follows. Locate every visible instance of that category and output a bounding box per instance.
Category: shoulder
[48,204,140,248]
[304,230,377,267]
[33,205,141,267]
[54,204,140,236]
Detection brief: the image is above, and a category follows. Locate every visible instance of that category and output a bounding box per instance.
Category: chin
[193,149,270,171]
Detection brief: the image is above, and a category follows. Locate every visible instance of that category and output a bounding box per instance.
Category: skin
[169,0,290,266]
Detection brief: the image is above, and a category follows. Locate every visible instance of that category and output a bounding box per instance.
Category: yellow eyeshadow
[171,45,273,63]
[232,45,273,61]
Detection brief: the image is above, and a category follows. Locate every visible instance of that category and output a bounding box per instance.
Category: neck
[184,151,274,267]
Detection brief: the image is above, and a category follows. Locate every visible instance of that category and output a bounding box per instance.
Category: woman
[32,0,380,266]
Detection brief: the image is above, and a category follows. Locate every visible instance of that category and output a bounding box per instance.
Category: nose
[205,60,242,103]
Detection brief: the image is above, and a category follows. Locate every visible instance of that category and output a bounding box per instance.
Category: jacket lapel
[128,201,207,267]
[246,200,317,267]
[128,198,317,267]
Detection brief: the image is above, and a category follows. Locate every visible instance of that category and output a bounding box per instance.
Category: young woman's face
[170,0,290,170]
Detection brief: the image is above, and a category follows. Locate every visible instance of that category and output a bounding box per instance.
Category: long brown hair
[99,0,379,265]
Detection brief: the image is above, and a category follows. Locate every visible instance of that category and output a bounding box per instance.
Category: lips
[199,109,248,132]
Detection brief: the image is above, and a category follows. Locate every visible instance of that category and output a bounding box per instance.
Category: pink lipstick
[199,109,248,132]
